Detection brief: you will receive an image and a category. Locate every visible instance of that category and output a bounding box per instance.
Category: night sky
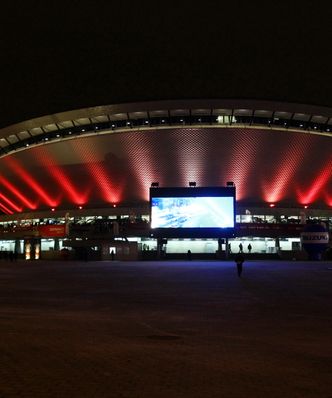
[1,2,332,128]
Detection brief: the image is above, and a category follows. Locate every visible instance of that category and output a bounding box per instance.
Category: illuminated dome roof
[0,99,331,217]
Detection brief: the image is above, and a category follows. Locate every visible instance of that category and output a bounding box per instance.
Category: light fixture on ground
[151,182,159,187]
[226,181,235,187]
[189,181,196,187]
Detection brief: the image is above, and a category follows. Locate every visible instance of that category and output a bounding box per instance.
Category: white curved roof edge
[1,98,332,138]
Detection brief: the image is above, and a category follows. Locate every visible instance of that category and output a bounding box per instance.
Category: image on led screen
[151,197,234,228]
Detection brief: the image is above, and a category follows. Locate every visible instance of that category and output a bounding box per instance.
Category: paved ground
[0,259,331,398]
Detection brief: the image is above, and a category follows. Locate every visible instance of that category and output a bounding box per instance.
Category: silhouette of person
[187,250,192,260]
[248,243,252,253]
[234,253,244,277]
[111,250,115,261]
[239,243,243,253]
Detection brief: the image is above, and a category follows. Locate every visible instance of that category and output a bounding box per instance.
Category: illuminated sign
[150,186,235,238]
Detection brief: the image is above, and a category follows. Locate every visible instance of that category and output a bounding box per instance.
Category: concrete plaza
[0,259,331,397]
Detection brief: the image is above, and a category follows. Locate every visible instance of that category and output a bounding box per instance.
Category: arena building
[0,99,331,260]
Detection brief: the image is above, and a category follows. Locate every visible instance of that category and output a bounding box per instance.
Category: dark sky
[1,2,332,127]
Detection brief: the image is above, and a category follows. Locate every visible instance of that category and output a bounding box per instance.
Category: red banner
[38,225,66,238]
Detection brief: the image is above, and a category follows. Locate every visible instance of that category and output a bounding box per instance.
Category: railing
[1,113,331,157]
[0,221,306,239]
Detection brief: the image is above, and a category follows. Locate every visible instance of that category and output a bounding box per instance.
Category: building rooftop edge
[2,98,332,137]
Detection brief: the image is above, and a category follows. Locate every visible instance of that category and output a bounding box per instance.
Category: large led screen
[150,187,235,238]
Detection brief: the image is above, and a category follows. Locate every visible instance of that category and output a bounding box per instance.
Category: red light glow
[67,140,124,203]
[5,158,58,207]
[296,161,332,204]
[86,163,121,203]
[0,202,14,215]
[261,135,307,203]
[33,148,89,205]
[0,126,331,214]
[48,165,88,205]
[0,175,36,209]
[324,191,332,207]
[0,193,22,212]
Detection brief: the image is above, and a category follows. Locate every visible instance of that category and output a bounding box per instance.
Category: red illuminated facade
[0,99,331,226]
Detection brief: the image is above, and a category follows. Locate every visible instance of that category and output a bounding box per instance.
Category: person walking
[234,252,245,277]
[239,242,243,253]
[247,243,252,253]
